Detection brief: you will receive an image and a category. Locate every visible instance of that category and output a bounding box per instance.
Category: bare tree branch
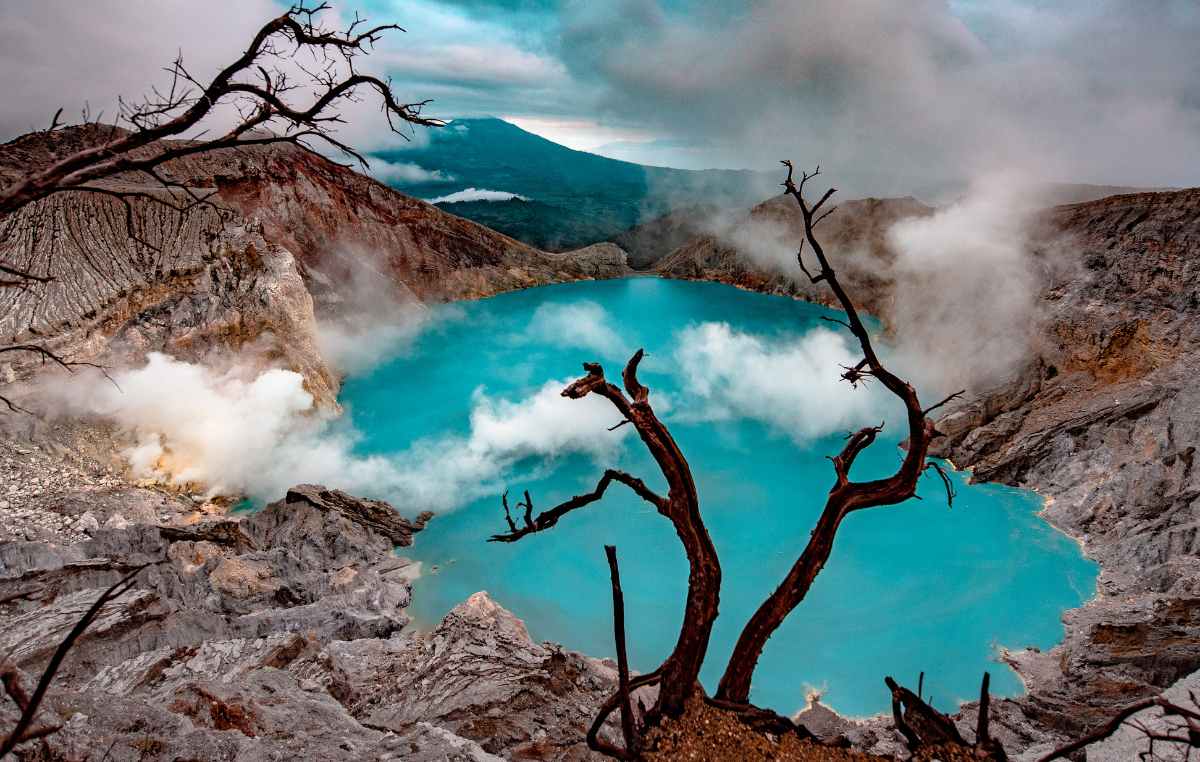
[0,1,443,292]
[885,675,966,748]
[716,161,965,703]
[489,468,667,543]
[0,563,153,757]
[1039,693,1200,762]
[923,461,956,508]
[490,350,721,720]
[604,546,638,760]
[923,390,966,417]
[0,1,436,412]
[0,345,119,414]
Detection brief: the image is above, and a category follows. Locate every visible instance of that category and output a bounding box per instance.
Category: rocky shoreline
[654,187,1200,758]
[0,482,623,761]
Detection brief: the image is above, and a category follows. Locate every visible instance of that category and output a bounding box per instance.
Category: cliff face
[0,127,631,406]
[169,139,634,303]
[930,188,1200,742]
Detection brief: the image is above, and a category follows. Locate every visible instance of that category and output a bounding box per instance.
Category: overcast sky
[2,0,1197,188]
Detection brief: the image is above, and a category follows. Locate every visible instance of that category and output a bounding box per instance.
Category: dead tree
[604,545,639,758]
[1,564,151,758]
[0,2,439,222]
[490,162,963,755]
[715,161,962,703]
[490,349,722,730]
[0,1,439,409]
[887,672,1008,760]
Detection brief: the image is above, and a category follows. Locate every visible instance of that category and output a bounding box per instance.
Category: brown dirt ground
[641,696,887,761]
[640,696,989,761]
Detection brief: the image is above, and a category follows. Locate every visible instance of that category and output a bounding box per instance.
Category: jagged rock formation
[281,484,432,548]
[927,188,1200,753]
[653,194,933,316]
[0,485,620,761]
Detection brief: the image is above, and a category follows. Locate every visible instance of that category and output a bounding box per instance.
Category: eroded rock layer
[0,485,620,761]
[0,126,631,403]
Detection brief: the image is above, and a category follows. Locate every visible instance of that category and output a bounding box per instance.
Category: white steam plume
[48,355,629,513]
[314,247,461,377]
[886,173,1042,391]
[366,158,455,185]
[525,301,629,359]
[428,188,529,204]
[673,322,887,442]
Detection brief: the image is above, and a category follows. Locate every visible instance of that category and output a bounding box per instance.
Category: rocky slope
[0,484,620,761]
[608,203,724,269]
[0,126,631,405]
[0,125,635,760]
[4,121,1199,759]
[927,188,1200,748]
[648,185,1200,756]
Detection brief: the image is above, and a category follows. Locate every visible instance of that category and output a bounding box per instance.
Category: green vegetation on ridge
[373,118,771,251]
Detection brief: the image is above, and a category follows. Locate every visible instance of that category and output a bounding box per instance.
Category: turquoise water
[341,278,1096,717]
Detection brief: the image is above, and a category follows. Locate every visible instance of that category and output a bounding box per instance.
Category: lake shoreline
[349,276,1095,725]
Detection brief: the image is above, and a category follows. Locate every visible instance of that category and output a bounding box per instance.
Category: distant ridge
[373,117,773,251]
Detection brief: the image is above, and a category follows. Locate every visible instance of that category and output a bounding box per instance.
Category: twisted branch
[0,1,441,289]
[491,350,721,721]
[716,162,966,703]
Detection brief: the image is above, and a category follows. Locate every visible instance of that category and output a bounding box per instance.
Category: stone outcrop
[0,484,621,761]
[280,484,432,548]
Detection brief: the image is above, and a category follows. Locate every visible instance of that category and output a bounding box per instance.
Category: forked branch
[490,469,665,542]
[0,2,441,291]
[491,350,721,721]
[0,346,118,414]
[1038,693,1200,761]
[716,162,966,703]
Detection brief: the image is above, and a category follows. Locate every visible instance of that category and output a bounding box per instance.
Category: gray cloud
[559,0,1200,189]
[0,0,278,141]
[0,1,446,153]
[3,1,1196,188]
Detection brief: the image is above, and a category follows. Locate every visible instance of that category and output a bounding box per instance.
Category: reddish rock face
[0,127,630,399]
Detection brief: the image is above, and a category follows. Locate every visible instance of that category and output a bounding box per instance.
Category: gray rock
[0,486,619,760]
[931,189,1200,750]
[73,510,100,534]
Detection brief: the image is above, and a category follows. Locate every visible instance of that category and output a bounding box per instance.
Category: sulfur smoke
[48,354,631,513]
[885,174,1043,392]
